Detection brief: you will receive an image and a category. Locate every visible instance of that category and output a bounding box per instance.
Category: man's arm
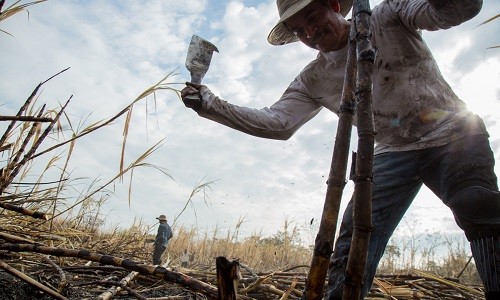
[182,82,323,141]
[388,0,483,31]
[155,225,166,245]
[426,0,482,25]
[166,225,173,240]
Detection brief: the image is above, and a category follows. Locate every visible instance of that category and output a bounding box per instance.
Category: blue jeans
[152,244,166,265]
[327,134,500,299]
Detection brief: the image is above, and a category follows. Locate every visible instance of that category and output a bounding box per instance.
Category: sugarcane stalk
[43,256,68,292]
[0,231,37,244]
[0,243,219,299]
[457,256,473,278]
[216,256,240,300]
[1,105,46,185]
[280,278,299,300]
[0,201,49,219]
[342,0,375,298]
[75,279,147,299]
[303,0,376,299]
[98,270,139,300]
[0,143,12,152]
[0,68,68,149]
[98,260,167,300]
[0,116,53,122]
[302,18,358,300]
[0,96,71,194]
[0,83,42,148]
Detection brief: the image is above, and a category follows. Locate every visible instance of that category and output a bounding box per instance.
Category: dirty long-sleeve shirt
[196,0,487,154]
[155,223,173,247]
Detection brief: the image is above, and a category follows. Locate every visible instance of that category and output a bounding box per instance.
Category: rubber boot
[470,236,500,299]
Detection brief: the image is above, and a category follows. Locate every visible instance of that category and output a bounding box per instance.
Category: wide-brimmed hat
[156,215,167,221]
[267,0,353,46]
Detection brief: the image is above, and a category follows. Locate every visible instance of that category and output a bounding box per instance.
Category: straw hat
[156,215,167,221]
[267,0,353,45]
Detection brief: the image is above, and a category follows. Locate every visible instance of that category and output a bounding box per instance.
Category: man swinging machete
[181,1,500,299]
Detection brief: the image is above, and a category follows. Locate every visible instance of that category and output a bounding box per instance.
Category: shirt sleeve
[387,0,482,31]
[156,226,166,244]
[196,77,323,141]
[166,225,173,240]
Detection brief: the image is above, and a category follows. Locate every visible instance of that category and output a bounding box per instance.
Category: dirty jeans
[152,244,166,265]
[327,134,500,299]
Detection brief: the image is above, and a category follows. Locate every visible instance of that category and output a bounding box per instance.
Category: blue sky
[1,0,499,245]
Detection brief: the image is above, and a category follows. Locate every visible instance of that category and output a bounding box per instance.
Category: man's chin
[318,41,345,52]
[317,44,332,52]
[314,40,333,52]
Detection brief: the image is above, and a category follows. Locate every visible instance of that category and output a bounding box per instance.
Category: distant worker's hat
[156,215,167,221]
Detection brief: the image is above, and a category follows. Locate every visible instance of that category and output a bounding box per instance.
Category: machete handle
[182,93,202,110]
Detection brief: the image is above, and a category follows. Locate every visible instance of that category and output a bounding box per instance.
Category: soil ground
[0,271,190,299]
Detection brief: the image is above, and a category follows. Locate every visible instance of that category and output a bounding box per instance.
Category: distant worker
[180,248,191,268]
[152,214,173,265]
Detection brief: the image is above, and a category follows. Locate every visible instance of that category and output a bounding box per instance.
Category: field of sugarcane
[1,1,497,299]
[0,88,488,298]
[0,191,489,300]
[0,72,487,298]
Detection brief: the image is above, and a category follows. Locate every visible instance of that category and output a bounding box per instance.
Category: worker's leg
[152,244,166,265]
[421,134,500,299]
[326,151,423,299]
[471,236,500,299]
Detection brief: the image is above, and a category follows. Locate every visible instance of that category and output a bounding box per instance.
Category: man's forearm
[427,0,482,9]
[427,0,482,20]
[427,0,483,26]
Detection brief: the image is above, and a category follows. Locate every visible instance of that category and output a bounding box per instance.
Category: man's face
[285,0,349,52]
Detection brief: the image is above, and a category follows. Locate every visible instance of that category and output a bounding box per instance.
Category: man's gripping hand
[181,82,204,110]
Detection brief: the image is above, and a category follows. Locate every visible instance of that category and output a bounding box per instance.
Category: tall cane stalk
[302,0,375,299]
[302,16,358,300]
[342,0,375,298]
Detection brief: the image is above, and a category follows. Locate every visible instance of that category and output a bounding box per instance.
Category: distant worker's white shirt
[181,252,190,263]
